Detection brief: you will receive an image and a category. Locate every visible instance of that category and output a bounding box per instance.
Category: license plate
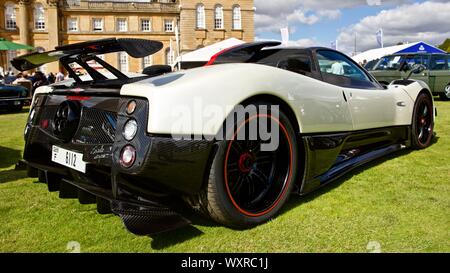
[51,146,86,173]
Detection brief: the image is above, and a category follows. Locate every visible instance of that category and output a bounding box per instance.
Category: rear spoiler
[206,41,282,66]
[11,38,163,71]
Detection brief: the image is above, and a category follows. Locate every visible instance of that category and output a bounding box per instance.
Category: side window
[422,55,430,69]
[404,55,423,67]
[430,55,448,71]
[277,54,314,77]
[374,55,404,71]
[316,50,379,89]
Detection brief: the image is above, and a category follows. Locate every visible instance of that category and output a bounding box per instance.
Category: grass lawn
[0,101,449,253]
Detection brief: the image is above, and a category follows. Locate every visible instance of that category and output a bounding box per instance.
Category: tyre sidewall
[411,93,434,149]
[210,106,299,227]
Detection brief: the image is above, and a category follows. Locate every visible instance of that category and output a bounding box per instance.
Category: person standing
[55,69,65,82]
[47,72,56,84]
[13,72,32,85]
[32,71,49,93]
[331,60,345,75]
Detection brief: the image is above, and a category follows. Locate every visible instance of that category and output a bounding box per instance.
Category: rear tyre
[411,93,434,149]
[199,103,298,228]
[439,85,450,101]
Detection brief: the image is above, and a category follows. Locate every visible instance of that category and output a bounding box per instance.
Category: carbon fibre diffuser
[112,202,191,236]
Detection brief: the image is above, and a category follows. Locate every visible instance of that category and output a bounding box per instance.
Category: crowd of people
[0,69,65,94]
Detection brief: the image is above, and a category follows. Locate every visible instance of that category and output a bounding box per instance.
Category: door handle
[342,91,347,102]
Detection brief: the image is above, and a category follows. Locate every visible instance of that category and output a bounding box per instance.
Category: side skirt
[298,126,411,195]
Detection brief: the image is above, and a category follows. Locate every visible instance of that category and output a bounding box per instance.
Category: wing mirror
[404,64,426,80]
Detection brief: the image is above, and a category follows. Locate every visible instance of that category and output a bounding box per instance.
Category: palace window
[196,4,205,29]
[141,19,151,32]
[118,52,128,73]
[117,18,127,32]
[232,5,242,30]
[92,18,103,32]
[5,3,16,30]
[164,19,174,32]
[214,5,224,29]
[166,48,174,66]
[142,56,153,69]
[67,18,78,32]
[34,4,45,30]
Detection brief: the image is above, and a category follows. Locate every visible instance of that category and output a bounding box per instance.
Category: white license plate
[51,146,86,173]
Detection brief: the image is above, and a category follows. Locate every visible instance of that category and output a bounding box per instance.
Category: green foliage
[0,104,449,253]
[438,39,450,52]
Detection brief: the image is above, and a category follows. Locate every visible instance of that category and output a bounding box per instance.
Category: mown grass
[0,101,449,253]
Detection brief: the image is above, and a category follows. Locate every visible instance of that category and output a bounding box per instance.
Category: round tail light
[120,145,136,168]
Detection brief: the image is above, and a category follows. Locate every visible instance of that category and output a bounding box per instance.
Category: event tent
[353,41,446,64]
[174,38,245,69]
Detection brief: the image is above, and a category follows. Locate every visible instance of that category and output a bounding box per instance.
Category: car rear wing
[11,38,163,72]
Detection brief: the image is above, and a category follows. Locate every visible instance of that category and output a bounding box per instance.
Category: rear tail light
[120,145,136,168]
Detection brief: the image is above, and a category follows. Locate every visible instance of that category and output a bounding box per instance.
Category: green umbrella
[0,38,34,51]
[0,38,34,73]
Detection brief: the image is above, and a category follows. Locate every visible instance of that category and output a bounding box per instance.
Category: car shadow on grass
[148,202,221,249]
[0,169,27,184]
[149,225,205,250]
[0,146,22,168]
[0,146,27,184]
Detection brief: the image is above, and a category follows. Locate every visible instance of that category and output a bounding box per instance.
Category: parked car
[0,83,29,112]
[370,53,450,100]
[14,39,436,235]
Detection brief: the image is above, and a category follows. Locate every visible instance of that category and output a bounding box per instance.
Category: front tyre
[201,104,298,228]
[411,93,434,149]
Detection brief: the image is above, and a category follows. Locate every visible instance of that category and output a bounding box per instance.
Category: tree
[438,39,450,52]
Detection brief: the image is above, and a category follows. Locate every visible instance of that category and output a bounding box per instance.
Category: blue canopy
[396,41,446,54]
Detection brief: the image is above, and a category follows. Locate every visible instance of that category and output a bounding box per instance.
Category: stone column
[17,0,30,55]
[46,0,61,73]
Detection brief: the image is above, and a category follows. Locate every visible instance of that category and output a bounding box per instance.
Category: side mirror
[404,64,426,80]
[411,64,426,74]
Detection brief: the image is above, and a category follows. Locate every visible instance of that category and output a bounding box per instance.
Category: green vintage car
[370,53,450,100]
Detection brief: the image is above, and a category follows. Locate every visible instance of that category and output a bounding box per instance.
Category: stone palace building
[0,0,254,73]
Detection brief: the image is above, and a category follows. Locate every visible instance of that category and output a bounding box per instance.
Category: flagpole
[175,20,181,71]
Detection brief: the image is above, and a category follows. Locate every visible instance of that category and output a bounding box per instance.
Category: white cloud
[254,0,410,35]
[336,1,450,54]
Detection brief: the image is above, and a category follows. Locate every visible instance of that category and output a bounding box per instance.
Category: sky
[254,0,450,55]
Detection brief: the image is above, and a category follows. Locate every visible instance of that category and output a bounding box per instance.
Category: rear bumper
[22,159,191,235]
[22,94,215,234]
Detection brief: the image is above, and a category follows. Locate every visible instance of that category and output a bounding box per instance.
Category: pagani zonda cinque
[14,39,436,235]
